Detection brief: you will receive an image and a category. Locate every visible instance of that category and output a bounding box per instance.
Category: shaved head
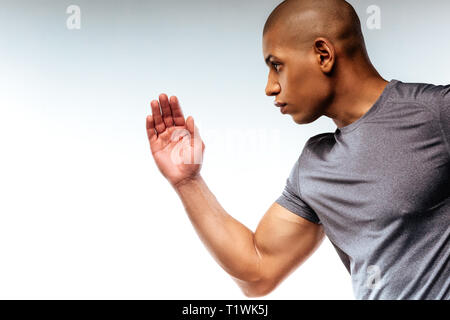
[263,0,366,57]
[262,0,385,127]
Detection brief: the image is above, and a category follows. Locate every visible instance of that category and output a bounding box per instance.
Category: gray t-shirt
[276,79,449,300]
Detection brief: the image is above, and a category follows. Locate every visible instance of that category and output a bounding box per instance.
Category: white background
[0,0,449,299]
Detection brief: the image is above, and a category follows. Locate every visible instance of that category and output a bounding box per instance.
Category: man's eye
[272,63,280,71]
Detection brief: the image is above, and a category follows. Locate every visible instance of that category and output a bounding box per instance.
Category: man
[146,0,449,299]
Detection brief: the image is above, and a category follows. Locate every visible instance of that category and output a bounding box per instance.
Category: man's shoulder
[390,79,450,107]
[305,132,334,148]
[297,132,335,161]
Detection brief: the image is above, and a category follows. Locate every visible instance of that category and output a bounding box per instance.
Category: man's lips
[274,101,287,108]
[274,101,288,114]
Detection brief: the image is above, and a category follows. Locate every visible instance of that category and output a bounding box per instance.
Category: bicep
[253,202,325,289]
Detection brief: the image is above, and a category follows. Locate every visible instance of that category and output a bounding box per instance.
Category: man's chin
[291,112,318,125]
[291,113,308,124]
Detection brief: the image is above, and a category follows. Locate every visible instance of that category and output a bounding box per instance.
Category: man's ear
[313,37,335,74]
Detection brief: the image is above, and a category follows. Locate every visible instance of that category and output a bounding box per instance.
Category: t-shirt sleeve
[439,85,450,157]
[275,158,321,225]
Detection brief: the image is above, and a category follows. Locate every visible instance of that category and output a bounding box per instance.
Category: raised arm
[146,94,325,297]
[174,177,325,297]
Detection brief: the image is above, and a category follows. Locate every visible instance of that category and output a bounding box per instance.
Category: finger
[185,117,203,164]
[159,93,174,127]
[186,116,194,136]
[151,100,166,134]
[186,116,202,146]
[186,116,201,137]
[169,96,186,126]
[146,115,157,140]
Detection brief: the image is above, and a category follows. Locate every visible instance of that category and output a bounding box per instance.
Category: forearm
[173,175,262,284]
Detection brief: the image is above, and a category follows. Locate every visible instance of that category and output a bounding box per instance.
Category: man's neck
[325,73,389,129]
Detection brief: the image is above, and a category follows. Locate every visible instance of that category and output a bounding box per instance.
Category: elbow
[242,288,273,298]
[239,280,276,298]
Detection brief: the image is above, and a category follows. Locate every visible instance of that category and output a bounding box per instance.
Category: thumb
[185,116,203,164]
[186,116,202,148]
[186,116,194,136]
[186,116,201,138]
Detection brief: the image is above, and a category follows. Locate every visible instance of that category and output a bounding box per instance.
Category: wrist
[172,174,203,190]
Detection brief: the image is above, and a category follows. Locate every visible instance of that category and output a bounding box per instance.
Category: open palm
[146,94,205,187]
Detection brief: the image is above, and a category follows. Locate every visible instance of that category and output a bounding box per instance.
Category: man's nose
[265,81,281,96]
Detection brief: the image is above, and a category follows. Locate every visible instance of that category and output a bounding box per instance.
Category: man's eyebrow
[265,54,274,66]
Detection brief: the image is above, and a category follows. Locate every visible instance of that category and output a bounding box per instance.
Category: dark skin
[263,0,389,128]
[146,0,388,297]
